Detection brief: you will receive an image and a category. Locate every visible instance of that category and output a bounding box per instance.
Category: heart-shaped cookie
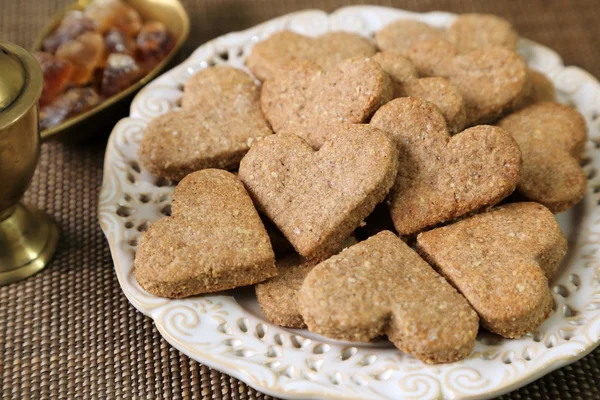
[498,102,587,213]
[299,231,479,364]
[138,66,272,181]
[260,57,393,149]
[239,124,398,259]
[417,202,567,338]
[376,14,517,54]
[370,97,521,235]
[134,169,276,298]
[246,31,377,81]
[406,40,528,125]
[373,51,467,133]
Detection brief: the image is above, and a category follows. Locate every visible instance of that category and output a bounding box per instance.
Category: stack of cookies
[134,13,587,364]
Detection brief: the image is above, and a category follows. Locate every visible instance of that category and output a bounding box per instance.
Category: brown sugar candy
[42,10,97,54]
[417,202,568,338]
[35,52,74,107]
[406,39,529,125]
[261,57,393,149]
[134,169,276,298]
[55,31,105,84]
[139,66,272,181]
[498,102,587,213]
[238,124,398,260]
[246,31,376,81]
[255,237,357,328]
[370,97,521,236]
[84,0,142,36]
[299,231,479,364]
[373,51,467,133]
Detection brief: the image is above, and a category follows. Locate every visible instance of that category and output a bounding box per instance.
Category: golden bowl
[32,0,190,141]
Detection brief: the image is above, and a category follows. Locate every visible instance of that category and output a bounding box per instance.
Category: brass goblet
[0,41,58,285]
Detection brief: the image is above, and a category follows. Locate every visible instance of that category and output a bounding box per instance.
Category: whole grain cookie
[299,231,479,364]
[373,51,467,133]
[134,169,276,298]
[238,124,398,260]
[370,97,521,236]
[246,31,377,81]
[261,57,393,149]
[255,255,316,328]
[447,13,518,53]
[138,66,272,181]
[498,102,587,213]
[417,202,567,338]
[406,40,529,125]
[518,70,556,108]
[375,20,445,53]
[376,14,517,55]
[255,237,357,328]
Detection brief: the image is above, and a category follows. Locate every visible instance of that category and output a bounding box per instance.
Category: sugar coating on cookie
[371,97,521,236]
[498,102,587,213]
[138,66,272,181]
[417,202,567,338]
[447,13,518,53]
[261,57,393,149]
[134,169,276,298]
[406,40,529,125]
[299,231,479,364]
[373,51,467,133]
[246,31,377,81]
[376,20,445,53]
[239,124,398,260]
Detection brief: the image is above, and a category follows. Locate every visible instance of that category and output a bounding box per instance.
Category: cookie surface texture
[260,57,393,149]
[375,20,445,53]
[498,101,587,213]
[134,169,276,298]
[370,97,521,236]
[447,13,518,53]
[238,124,398,259]
[299,231,479,364]
[138,66,272,181]
[246,31,376,81]
[417,202,567,338]
[406,40,529,125]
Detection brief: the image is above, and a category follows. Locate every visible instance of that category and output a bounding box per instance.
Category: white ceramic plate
[99,6,600,399]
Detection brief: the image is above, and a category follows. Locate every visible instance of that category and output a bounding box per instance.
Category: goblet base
[0,203,58,285]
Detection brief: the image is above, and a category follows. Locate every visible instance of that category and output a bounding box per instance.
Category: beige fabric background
[1,0,599,398]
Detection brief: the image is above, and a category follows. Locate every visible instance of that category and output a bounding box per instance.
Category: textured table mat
[1,0,600,398]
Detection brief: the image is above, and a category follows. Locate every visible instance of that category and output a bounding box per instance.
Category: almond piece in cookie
[246,31,376,81]
[260,57,393,149]
[375,20,445,53]
[371,97,521,236]
[417,202,567,338]
[299,230,479,364]
[447,13,518,53]
[406,40,529,125]
[498,102,587,213]
[373,51,467,133]
[134,169,276,298]
[239,124,398,260]
[138,66,272,181]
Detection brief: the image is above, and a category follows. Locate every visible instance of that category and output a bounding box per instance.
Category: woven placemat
[1,0,599,398]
